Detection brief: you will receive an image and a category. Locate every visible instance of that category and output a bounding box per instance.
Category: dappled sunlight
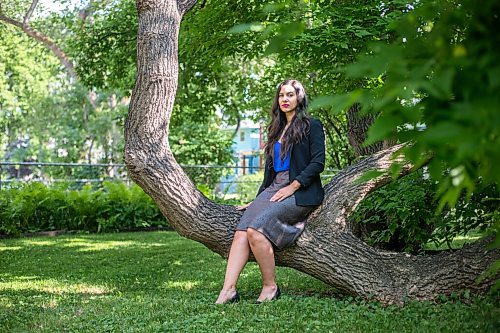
[19,239,58,247]
[41,299,59,309]
[10,237,172,252]
[0,278,112,295]
[164,280,200,291]
[2,275,39,280]
[0,297,15,308]
[453,235,481,241]
[61,238,138,252]
[0,246,22,252]
[68,240,172,252]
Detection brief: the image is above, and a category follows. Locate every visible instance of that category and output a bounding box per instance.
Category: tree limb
[124,0,500,304]
[0,13,77,80]
[23,0,39,26]
[177,0,198,15]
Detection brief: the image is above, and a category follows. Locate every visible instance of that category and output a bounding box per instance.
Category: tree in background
[0,0,127,171]
[0,0,234,185]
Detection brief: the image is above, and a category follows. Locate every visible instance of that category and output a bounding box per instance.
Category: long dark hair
[264,79,311,161]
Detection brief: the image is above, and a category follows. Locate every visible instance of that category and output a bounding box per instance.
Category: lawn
[0,231,498,332]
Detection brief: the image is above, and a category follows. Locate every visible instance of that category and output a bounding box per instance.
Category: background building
[218,119,264,194]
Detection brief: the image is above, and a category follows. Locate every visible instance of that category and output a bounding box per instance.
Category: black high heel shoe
[218,291,240,304]
[255,286,281,304]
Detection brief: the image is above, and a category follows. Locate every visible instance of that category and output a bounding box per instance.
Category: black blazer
[257,118,326,206]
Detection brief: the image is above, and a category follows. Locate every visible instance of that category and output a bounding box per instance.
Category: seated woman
[216,79,326,304]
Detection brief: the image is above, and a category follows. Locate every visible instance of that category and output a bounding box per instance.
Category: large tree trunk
[347,103,397,157]
[124,0,499,304]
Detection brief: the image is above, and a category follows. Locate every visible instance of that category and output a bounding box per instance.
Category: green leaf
[309,93,356,113]
[365,115,403,145]
[354,30,372,37]
[264,21,306,55]
[354,169,386,184]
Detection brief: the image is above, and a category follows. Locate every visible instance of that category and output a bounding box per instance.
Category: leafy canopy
[330,0,500,212]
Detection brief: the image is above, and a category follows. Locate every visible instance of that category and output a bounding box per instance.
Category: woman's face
[278,84,298,114]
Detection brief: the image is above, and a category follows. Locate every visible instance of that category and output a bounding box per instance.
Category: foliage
[351,169,497,253]
[0,231,498,332]
[67,0,137,93]
[66,0,415,170]
[170,121,234,187]
[0,181,168,236]
[0,24,60,160]
[233,171,264,203]
[0,20,128,168]
[334,0,500,212]
[351,170,438,253]
[0,0,416,171]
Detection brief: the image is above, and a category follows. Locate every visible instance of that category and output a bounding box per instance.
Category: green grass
[0,232,498,332]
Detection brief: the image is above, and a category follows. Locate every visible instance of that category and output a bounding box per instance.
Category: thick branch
[278,231,498,304]
[310,143,418,233]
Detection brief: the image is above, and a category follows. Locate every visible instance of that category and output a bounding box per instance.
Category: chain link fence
[0,162,338,202]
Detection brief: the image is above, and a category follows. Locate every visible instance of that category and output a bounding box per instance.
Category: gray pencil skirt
[235,170,315,250]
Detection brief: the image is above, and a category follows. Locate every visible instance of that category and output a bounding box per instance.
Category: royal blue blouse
[273,142,291,172]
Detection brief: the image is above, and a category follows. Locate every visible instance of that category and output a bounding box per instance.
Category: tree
[1,1,141,169]
[69,0,413,171]
[124,0,498,303]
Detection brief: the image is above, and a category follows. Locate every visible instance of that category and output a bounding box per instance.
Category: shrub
[350,169,497,253]
[234,171,263,203]
[0,181,169,236]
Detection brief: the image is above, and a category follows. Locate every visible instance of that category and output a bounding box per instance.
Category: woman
[215,79,325,304]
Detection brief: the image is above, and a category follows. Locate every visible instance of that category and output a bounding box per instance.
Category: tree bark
[347,103,397,157]
[124,0,499,304]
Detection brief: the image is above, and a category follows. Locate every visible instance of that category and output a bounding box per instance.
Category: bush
[0,181,168,236]
[234,171,263,203]
[350,169,497,253]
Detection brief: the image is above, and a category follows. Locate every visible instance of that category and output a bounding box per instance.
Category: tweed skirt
[235,170,315,250]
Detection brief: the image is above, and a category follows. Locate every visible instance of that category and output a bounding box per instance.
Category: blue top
[273,142,291,172]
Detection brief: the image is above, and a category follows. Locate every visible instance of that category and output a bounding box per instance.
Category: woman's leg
[215,230,250,304]
[247,228,279,302]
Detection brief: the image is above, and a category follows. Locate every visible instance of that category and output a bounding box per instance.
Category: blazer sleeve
[293,119,326,188]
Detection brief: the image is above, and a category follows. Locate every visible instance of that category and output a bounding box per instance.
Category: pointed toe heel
[272,286,281,300]
[216,291,240,305]
[255,286,281,304]
[229,291,240,304]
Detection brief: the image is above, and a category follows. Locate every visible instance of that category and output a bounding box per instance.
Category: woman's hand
[236,202,252,211]
[270,180,301,202]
